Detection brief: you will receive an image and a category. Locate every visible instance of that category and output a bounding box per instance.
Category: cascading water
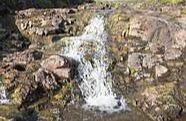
[61,15,126,113]
[0,81,9,104]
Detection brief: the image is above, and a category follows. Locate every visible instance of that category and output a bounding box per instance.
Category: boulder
[40,55,75,79]
[155,65,168,77]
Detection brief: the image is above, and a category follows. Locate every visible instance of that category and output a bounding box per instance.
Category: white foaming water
[0,82,9,104]
[61,15,126,113]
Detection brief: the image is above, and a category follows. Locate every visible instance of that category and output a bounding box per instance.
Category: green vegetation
[149,0,184,4]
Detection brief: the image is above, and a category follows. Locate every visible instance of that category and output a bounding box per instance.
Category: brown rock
[53,68,71,79]
[41,55,67,71]
[40,55,75,79]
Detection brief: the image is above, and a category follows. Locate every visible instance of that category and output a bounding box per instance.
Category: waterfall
[0,81,9,104]
[61,15,126,113]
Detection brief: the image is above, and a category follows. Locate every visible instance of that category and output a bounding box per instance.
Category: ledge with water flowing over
[0,1,186,121]
[61,15,127,113]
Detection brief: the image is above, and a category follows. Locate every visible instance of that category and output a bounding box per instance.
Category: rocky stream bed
[1,0,186,121]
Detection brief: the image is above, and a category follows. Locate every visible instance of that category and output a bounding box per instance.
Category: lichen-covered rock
[164,48,182,60]
[16,9,71,36]
[140,83,182,121]
[107,5,186,121]
[0,54,76,111]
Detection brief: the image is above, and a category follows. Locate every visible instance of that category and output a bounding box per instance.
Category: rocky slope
[107,4,186,121]
[0,1,186,121]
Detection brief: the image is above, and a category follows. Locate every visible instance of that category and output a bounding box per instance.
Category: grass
[149,0,184,4]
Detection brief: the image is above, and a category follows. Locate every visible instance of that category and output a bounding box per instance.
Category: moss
[181,8,186,15]
[111,2,122,9]
[157,82,176,104]
[160,0,183,4]
[128,67,138,77]
[52,81,72,105]
[142,82,177,106]
[0,105,21,120]
[11,86,22,105]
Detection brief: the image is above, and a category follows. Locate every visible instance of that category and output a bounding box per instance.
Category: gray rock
[142,54,163,69]
[173,30,186,49]
[155,65,168,77]
[34,68,58,90]
[164,48,182,60]
[128,53,143,71]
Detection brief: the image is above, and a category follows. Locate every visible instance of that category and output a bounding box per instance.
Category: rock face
[140,83,182,121]
[34,55,76,91]
[0,50,76,109]
[0,4,93,120]
[16,9,74,36]
[108,5,186,121]
[15,8,93,45]
[1,1,186,121]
